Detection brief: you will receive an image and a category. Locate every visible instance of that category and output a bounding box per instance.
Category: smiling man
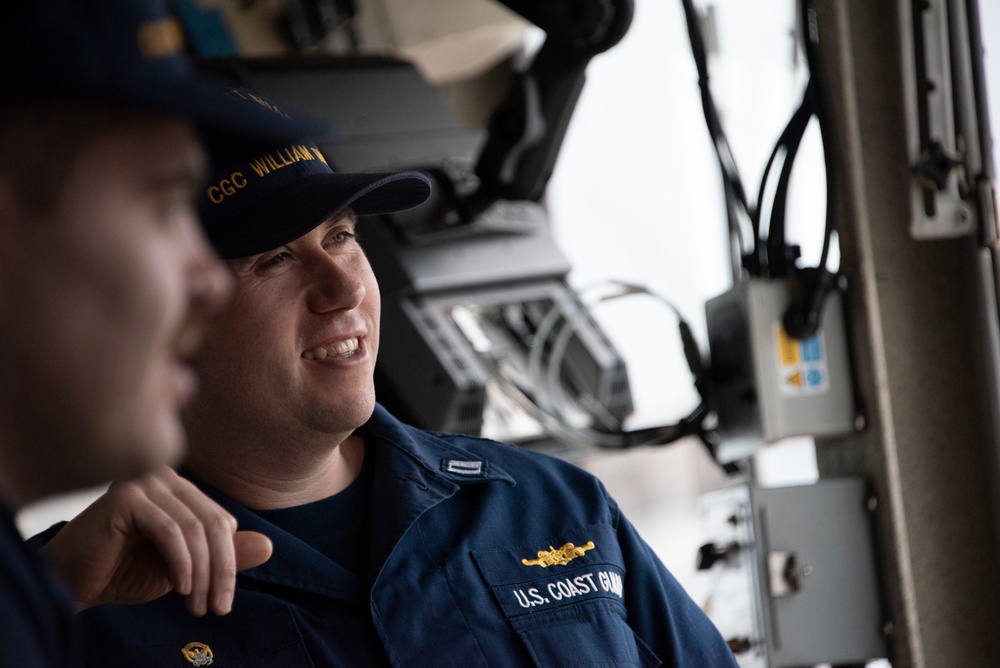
[71,132,739,666]
[0,0,329,662]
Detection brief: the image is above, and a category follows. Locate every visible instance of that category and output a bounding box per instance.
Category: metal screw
[867,495,879,513]
[854,413,867,431]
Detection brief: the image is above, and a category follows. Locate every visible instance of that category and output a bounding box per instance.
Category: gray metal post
[810,1,1000,666]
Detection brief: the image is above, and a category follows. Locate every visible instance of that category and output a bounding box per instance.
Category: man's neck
[184,432,366,510]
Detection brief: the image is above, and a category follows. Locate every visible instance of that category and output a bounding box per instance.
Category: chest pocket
[82,595,315,668]
[471,523,661,668]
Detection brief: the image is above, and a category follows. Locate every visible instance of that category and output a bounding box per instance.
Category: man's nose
[305,253,365,313]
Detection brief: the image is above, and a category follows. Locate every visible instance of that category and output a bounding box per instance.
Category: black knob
[696,542,738,570]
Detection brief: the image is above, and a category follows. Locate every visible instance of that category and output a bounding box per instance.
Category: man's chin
[115,420,188,479]
[151,419,188,468]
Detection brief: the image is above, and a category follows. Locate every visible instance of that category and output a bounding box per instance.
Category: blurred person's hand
[42,467,271,616]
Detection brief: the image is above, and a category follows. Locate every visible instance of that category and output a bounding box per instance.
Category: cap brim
[206,170,431,259]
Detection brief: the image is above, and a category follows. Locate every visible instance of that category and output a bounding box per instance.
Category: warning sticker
[775,324,829,395]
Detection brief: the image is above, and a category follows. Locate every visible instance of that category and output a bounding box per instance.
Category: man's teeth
[302,338,359,360]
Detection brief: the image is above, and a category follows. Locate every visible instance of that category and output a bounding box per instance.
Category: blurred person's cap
[0,0,331,142]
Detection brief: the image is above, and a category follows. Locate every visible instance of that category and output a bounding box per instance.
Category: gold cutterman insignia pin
[521,541,596,567]
[181,642,214,666]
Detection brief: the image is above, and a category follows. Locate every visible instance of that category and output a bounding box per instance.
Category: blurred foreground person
[0,1,327,662]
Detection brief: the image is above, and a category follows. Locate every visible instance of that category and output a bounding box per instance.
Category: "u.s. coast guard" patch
[471,526,627,618]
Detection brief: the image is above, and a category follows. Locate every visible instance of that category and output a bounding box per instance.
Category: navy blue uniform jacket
[78,405,736,667]
[0,503,78,667]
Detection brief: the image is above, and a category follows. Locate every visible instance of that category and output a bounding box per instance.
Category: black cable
[681,0,839,297]
[782,0,841,339]
[806,0,838,276]
[680,0,760,271]
[753,81,815,277]
[764,79,815,277]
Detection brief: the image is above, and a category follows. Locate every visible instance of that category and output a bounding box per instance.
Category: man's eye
[162,195,197,229]
[332,230,357,244]
[258,252,289,270]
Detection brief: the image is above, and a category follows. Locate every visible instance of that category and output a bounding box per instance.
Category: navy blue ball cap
[201,140,431,259]
[0,0,331,142]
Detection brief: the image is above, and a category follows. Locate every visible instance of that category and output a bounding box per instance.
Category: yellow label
[776,325,800,366]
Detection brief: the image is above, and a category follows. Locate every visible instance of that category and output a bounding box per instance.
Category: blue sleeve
[612,500,739,667]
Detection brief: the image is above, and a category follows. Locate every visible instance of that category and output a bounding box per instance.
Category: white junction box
[705,279,856,463]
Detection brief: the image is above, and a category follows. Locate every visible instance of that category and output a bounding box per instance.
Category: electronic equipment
[698,478,887,667]
[705,278,856,463]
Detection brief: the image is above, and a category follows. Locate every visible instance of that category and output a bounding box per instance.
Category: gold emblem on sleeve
[521,541,596,567]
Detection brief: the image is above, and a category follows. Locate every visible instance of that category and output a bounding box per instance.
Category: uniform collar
[361,403,516,489]
[183,404,515,602]
[360,404,515,580]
